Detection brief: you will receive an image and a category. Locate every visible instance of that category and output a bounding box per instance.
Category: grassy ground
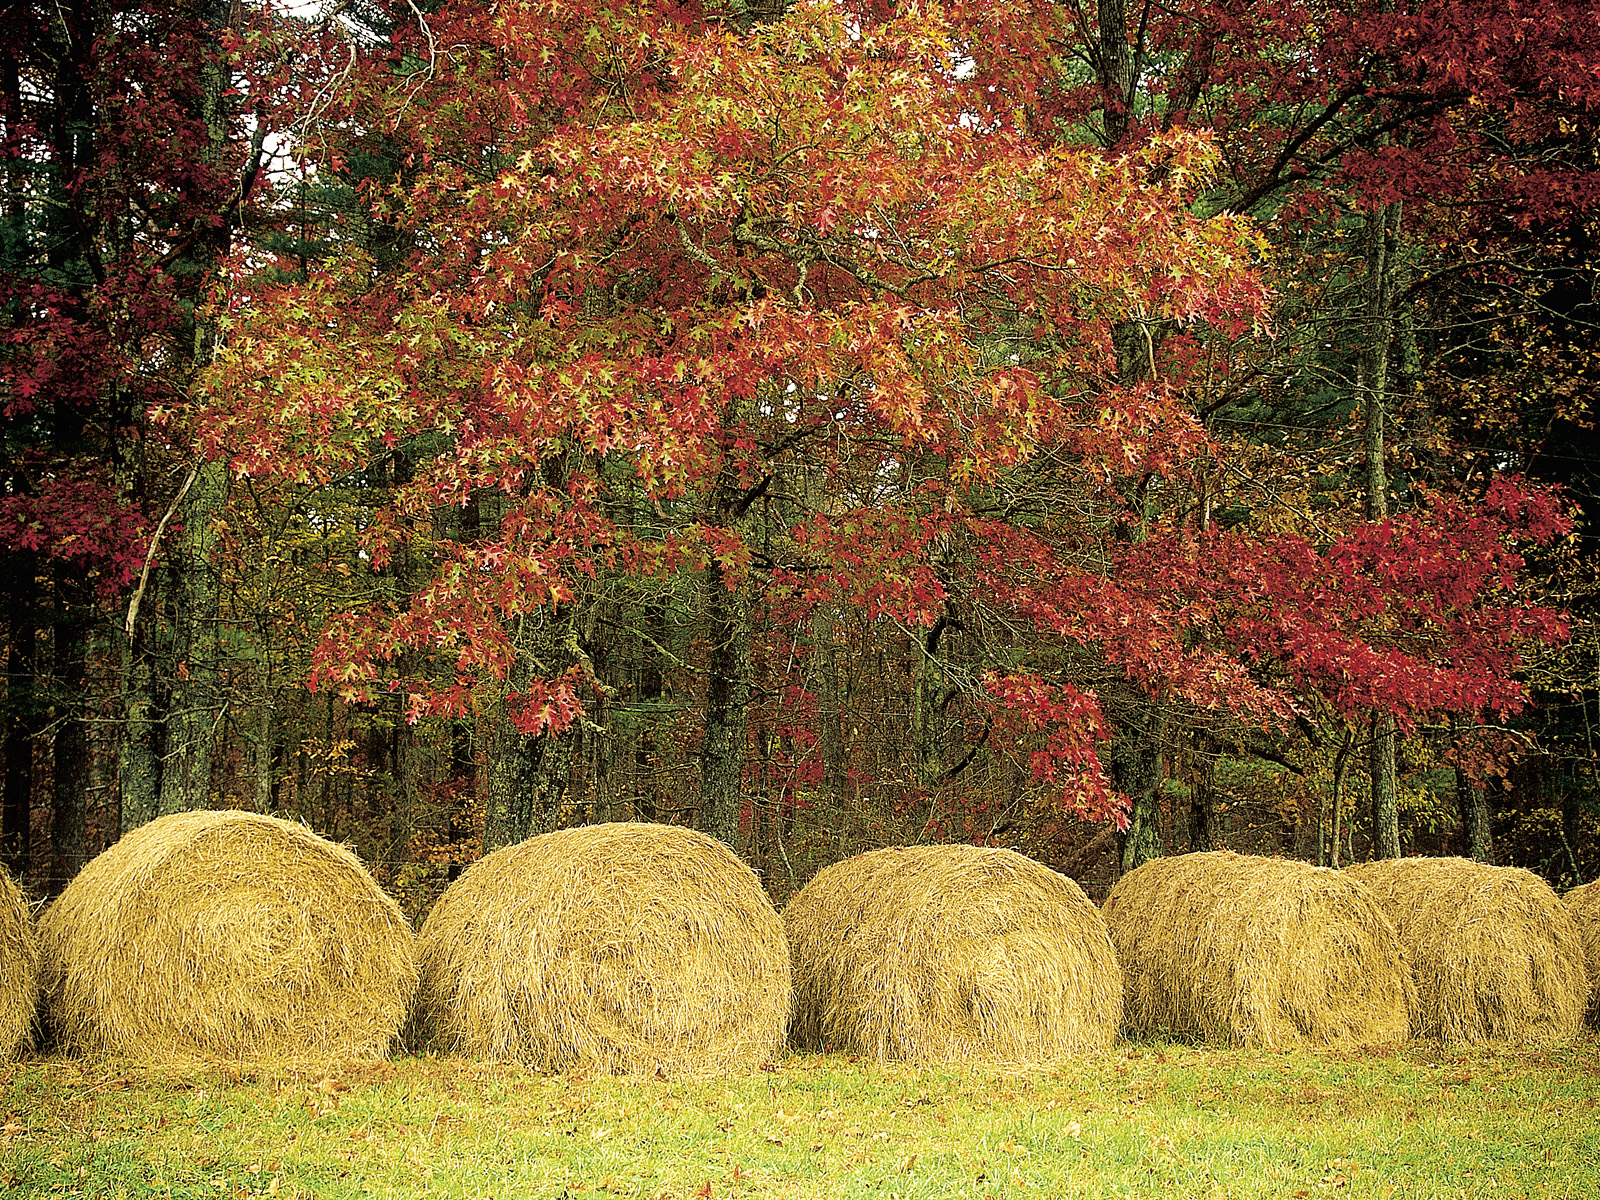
[4,1039,1598,1200]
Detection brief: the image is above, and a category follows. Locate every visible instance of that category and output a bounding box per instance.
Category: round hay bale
[408,822,790,1076]
[1347,856,1587,1044]
[1,864,38,1060]
[1563,879,1600,1027]
[39,810,417,1064]
[1103,851,1412,1049]
[783,843,1122,1064]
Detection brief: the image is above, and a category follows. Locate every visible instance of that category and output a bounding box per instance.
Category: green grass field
[4,1040,1598,1200]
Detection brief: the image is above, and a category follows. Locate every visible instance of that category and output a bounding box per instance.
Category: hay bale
[39,810,416,1064]
[783,843,1122,1064]
[1348,856,1587,1044]
[1,864,38,1060]
[408,822,790,1076]
[1563,879,1600,1027]
[1103,851,1412,1049]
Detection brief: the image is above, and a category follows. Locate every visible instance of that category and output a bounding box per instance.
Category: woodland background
[1,0,1596,918]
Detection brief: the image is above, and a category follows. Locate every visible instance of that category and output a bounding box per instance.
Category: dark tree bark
[2,608,38,877]
[48,614,89,896]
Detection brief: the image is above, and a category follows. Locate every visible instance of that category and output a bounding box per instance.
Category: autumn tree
[0,0,320,888]
[932,0,1599,866]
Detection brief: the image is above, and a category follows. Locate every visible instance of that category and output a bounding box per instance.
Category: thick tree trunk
[158,460,229,815]
[1187,731,1218,852]
[1456,763,1493,863]
[1369,713,1400,859]
[1114,704,1167,874]
[1099,0,1134,147]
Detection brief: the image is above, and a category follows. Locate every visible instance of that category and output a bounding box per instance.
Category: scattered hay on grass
[1,864,37,1060]
[784,843,1122,1064]
[1563,879,1600,1027]
[407,822,790,1076]
[39,810,417,1065]
[1103,851,1411,1049]
[1348,856,1587,1045]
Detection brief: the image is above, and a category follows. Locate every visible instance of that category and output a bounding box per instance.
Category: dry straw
[408,822,790,1076]
[1563,879,1600,1027]
[39,810,417,1065]
[1348,856,1587,1044]
[1103,851,1412,1049]
[783,843,1122,1064]
[1,864,38,1060]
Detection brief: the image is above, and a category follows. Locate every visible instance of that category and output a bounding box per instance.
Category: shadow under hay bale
[1563,880,1600,1027]
[407,822,790,1076]
[783,843,1122,1064]
[39,810,417,1065]
[1103,851,1412,1049]
[1,864,37,1061]
[1348,856,1587,1045]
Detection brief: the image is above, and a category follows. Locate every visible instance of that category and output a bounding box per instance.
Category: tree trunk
[481,612,577,852]
[699,557,751,854]
[2,610,38,877]
[151,0,239,817]
[48,614,90,895]
[1456,762,1493,864]
[118,626,163,831]
[810,601,848,814]
[1114,704,1167,874]
[911,613,955,834]
[1327,723,1354,869]
[1187,731,1218,852]
[1369,713,1400,859]
[1098,0,1134,147]
[157,461,229,815]
[1358,201,1403,860]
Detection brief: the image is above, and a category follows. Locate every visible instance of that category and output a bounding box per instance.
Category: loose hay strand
[1103,852,1412,1049]
[1348,856,1587,1045]
[0,864,38,1060]
[409,822,790,1077]
[783,844,1122,1065]
[38,810,417,1065]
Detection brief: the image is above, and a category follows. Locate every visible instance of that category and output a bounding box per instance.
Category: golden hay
[39,810,417,1065]
[1103,852,1412,1049]
[1563,879,1600,1027]
[407,822,790,1076]
[1348,856,1587,1045]
[1,864,38,1060]
[783,843,1122,1064]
